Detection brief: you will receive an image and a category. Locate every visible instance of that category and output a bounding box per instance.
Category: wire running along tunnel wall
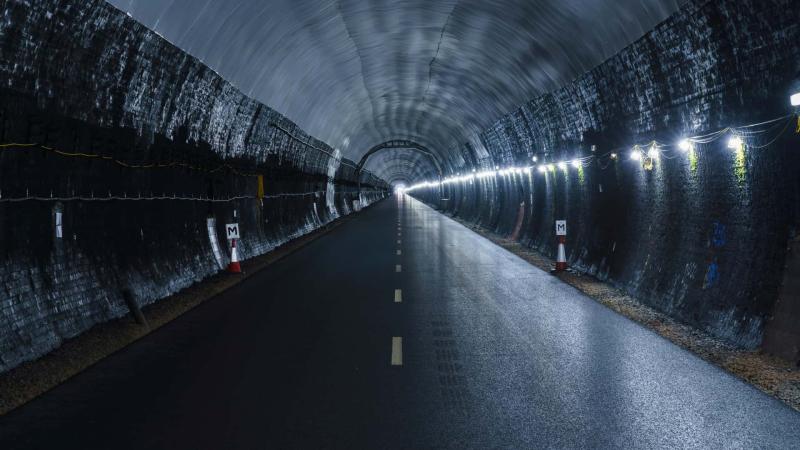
[411,0,800,350]
[0,0,388,373]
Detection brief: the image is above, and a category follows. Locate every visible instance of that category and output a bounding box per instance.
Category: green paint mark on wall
[734,144,747,184]
[688,148,698,174]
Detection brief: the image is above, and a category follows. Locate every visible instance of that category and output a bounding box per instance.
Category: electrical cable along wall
[0,0,388,373]
[410,0,800,350]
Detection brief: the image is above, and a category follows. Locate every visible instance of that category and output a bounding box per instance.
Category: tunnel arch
[364,150,439,187]
[355,140,444,185]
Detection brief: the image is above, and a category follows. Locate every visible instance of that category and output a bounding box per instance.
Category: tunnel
[0,0,799,447]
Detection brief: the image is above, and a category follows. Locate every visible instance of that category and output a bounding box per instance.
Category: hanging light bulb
[571,160,581,168]
[557,161,567,170]
[610,153,618,160]
[630,148,642,161]
[679,139,692,152]
[532,155,538,162]
[537,165,547,173]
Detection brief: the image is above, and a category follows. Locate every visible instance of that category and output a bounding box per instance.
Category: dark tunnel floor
[1,196,799,449]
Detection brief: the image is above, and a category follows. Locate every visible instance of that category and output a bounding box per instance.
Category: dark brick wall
[0,0,387,373]
[415,0,800,348]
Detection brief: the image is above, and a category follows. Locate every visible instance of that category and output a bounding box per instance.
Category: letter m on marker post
[225,223,240,240]
[555,220,567,236]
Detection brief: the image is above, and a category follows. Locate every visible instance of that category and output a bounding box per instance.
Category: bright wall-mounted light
[727,136,743,150]
[395,111,790,195]
[791,92,800,107]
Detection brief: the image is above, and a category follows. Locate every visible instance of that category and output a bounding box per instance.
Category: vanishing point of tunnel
[0,0,799,448]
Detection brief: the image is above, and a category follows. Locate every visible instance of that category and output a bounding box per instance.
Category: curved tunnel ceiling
[363,148,440,187]
[106,0,681,183]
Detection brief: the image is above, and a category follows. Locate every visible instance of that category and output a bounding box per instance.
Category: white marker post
[225,223,241,273]
[554,220,567,273]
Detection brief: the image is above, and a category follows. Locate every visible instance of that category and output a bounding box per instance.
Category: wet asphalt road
[1,195,799,449]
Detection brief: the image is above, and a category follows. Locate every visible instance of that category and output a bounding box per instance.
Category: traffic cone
[554,236,568,272]
[227,238,242,274]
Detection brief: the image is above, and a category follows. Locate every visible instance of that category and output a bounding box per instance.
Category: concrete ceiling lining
[106,0,680,180]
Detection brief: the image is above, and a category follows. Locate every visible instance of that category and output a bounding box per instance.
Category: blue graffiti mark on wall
[712,222,726,248]
[703,259,719,289]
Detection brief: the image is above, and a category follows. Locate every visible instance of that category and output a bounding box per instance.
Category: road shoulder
[0,200,385,415]
[435,206,800,413]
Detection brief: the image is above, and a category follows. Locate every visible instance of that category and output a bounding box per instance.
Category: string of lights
[402,111,797,193]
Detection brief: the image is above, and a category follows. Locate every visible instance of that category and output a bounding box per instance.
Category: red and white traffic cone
[227,238,242,274]
[554,236,568,272]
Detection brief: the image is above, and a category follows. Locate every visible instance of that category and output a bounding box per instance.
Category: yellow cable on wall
[0,142,261,178]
